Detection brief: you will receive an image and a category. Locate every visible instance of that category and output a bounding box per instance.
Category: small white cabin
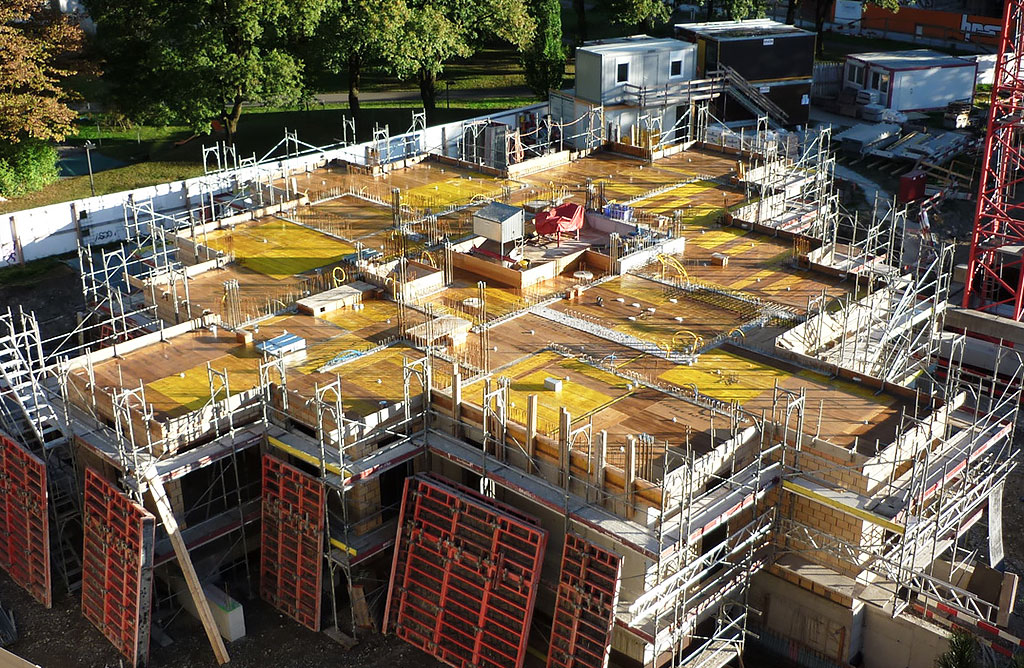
[574,36,697,106]
[843,50,977,112]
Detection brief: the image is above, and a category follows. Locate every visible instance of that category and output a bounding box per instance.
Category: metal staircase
[622,65,790,128]
[716,65,790,128]
[0,308,83,594]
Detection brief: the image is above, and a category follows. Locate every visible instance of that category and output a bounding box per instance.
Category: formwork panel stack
[81,468,156,668]
[0,433,50,608]
[385,474,548,668]
[547,534,622,668]
[260,453,325,632]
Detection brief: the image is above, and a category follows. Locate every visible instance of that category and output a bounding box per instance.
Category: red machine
[534,202,585,245]
[963,0,1024,319]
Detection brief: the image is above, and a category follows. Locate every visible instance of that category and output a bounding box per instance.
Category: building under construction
[0,33,1021,668]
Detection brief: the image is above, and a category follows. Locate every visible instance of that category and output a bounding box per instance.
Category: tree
[384,0,536,119]
[572,0,588,44]
[0,0,86,144]
[314,0,410,113]
[607,0,670,29]
[935,630,978,668]
[522,0,565,98]
[0,0,88,198]
[87,0,329,144]
[785,0,801,24]
[808,0,899,56]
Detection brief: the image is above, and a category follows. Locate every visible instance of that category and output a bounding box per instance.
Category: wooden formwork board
[294,161,517,211]
[201,218,354,279]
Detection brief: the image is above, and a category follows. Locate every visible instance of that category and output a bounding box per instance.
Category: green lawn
[311,47,530,94]
[0,162,204,215]
[1,98,535,215]
[818,33,961,62]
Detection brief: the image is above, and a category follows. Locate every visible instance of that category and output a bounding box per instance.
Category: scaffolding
[779,198,950,387]
[736,123,838,239]
[2,96,1022,668]
[0,308,82,596]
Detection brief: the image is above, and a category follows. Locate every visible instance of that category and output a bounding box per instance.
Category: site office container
[675,20,816,82]
[842,50,977,112]
[574,36,698,107]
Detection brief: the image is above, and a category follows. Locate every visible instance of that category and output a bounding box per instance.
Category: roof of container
[846,49,976,69]
[578,35,692,56]
[475,201,522,222]
[675,19,812,39]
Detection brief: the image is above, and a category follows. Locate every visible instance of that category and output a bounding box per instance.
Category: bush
[0,141,59,199]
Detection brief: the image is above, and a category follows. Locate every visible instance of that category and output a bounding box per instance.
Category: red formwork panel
[385,474,548,668]
[0,434,50,608]
[81,468,156,668]
[547,534,622,668]
[260,453,325,632]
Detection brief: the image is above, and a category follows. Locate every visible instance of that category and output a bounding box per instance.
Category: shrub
[0,140,59,199]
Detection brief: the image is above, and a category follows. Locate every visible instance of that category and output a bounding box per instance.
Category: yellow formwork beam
[782,478,905,535]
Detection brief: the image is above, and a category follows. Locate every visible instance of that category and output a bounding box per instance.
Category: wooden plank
[142,465,230,665]
[0,648,42,668]
[350,584,376,632]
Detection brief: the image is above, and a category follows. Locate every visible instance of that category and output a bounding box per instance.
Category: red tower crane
[963,0,1024,320]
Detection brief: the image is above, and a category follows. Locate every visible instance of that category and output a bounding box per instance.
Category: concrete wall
[617,237,686,274]
[751,571,862,665]
[861,602,948,668]
[1,159,315,269]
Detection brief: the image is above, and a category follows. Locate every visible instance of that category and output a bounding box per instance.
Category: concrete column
[559,408,571,490]
[8,216,24,266]
[526,394,538,474]
[989,480,1005,569]
[625,435,636,519]
[592,430,607,505]
[70,203,83,245]
[451,371,462,439]
[163,479,188,529]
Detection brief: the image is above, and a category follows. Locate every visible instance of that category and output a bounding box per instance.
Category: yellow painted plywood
[322,300,401,332]
[203,220,354,279]
[297,333,378,375]
[687,227,748,251]
[146,346,261,415]
[658,349,792,404]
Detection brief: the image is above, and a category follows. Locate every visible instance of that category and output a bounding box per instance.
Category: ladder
[0,309,83,594]
[0,311,67,453]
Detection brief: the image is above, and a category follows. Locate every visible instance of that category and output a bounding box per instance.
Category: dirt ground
[0,260,84,346]
[0,573,443,668]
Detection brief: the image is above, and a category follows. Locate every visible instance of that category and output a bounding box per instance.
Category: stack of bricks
[346,479,383,535]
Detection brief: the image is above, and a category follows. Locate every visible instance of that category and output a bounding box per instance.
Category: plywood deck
[72,301,417,421]
[519,148,738,197]
[465,347,721,472]
[550,274,755,350]
[200,218,354,279]
[287,161,521,211]
[676,227,848,312]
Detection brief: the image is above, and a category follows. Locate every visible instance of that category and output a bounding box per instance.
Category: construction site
[1,21,1024,668]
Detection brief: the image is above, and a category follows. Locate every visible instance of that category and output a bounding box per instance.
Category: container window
[870,70,890,93]
[617,62,629,83]
[847,64,865,86]
[671,59,682,77]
